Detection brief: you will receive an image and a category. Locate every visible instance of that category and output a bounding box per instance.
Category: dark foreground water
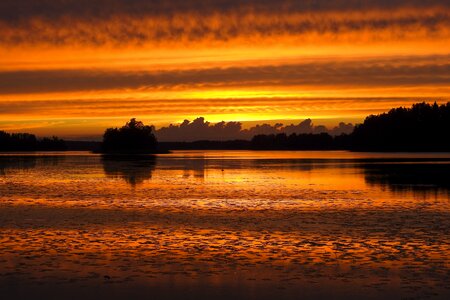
[0,151,449,299]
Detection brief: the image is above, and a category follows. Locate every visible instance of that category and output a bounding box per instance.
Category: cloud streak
[0,1,448,46]
[2,1,448,20]
[0,55,448,95]
[0,96,443,120]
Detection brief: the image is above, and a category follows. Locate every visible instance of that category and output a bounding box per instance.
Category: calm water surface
[0,151,449,299]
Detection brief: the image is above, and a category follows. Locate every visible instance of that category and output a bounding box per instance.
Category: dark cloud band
[1,1,449,21]
[0,55,448,94]
[0,1,448,46]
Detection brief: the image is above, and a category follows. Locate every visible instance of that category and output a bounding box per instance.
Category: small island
[100,118,167,154]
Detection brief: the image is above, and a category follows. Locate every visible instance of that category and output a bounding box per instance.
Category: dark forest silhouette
[350,102,450,151]
[250,102,450,151]
[0,131,66,151]
[101,118,159,154]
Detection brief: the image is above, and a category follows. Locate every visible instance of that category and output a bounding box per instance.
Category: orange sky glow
[0,0,449,139]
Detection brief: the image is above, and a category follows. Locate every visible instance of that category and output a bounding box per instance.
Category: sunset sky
[0,0,449,139]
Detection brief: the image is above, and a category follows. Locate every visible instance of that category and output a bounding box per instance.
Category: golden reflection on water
[0,151,449,299]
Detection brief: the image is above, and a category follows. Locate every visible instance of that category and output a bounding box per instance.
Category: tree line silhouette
[350,102,450,151]
[250,102,450,151]
[0,131,66,151]
[1,102,449,152]
[251,132,335,150]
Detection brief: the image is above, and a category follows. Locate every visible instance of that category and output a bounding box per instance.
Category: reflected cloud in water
[157,156,208,180]
[101,155,157,187]
[100,153,450,195]
[152,155,450,197]
[155,156,320,178]
[180,158,206,180]
[1,152,450,196]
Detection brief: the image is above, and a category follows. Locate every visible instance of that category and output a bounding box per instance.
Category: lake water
[0,151,449,299]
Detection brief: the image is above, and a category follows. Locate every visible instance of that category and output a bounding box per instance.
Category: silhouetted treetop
[0,131,66,151]
[249,102,450,151]
[38,136,67,151]
[101,118,158,154]
[350,102,450,151]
